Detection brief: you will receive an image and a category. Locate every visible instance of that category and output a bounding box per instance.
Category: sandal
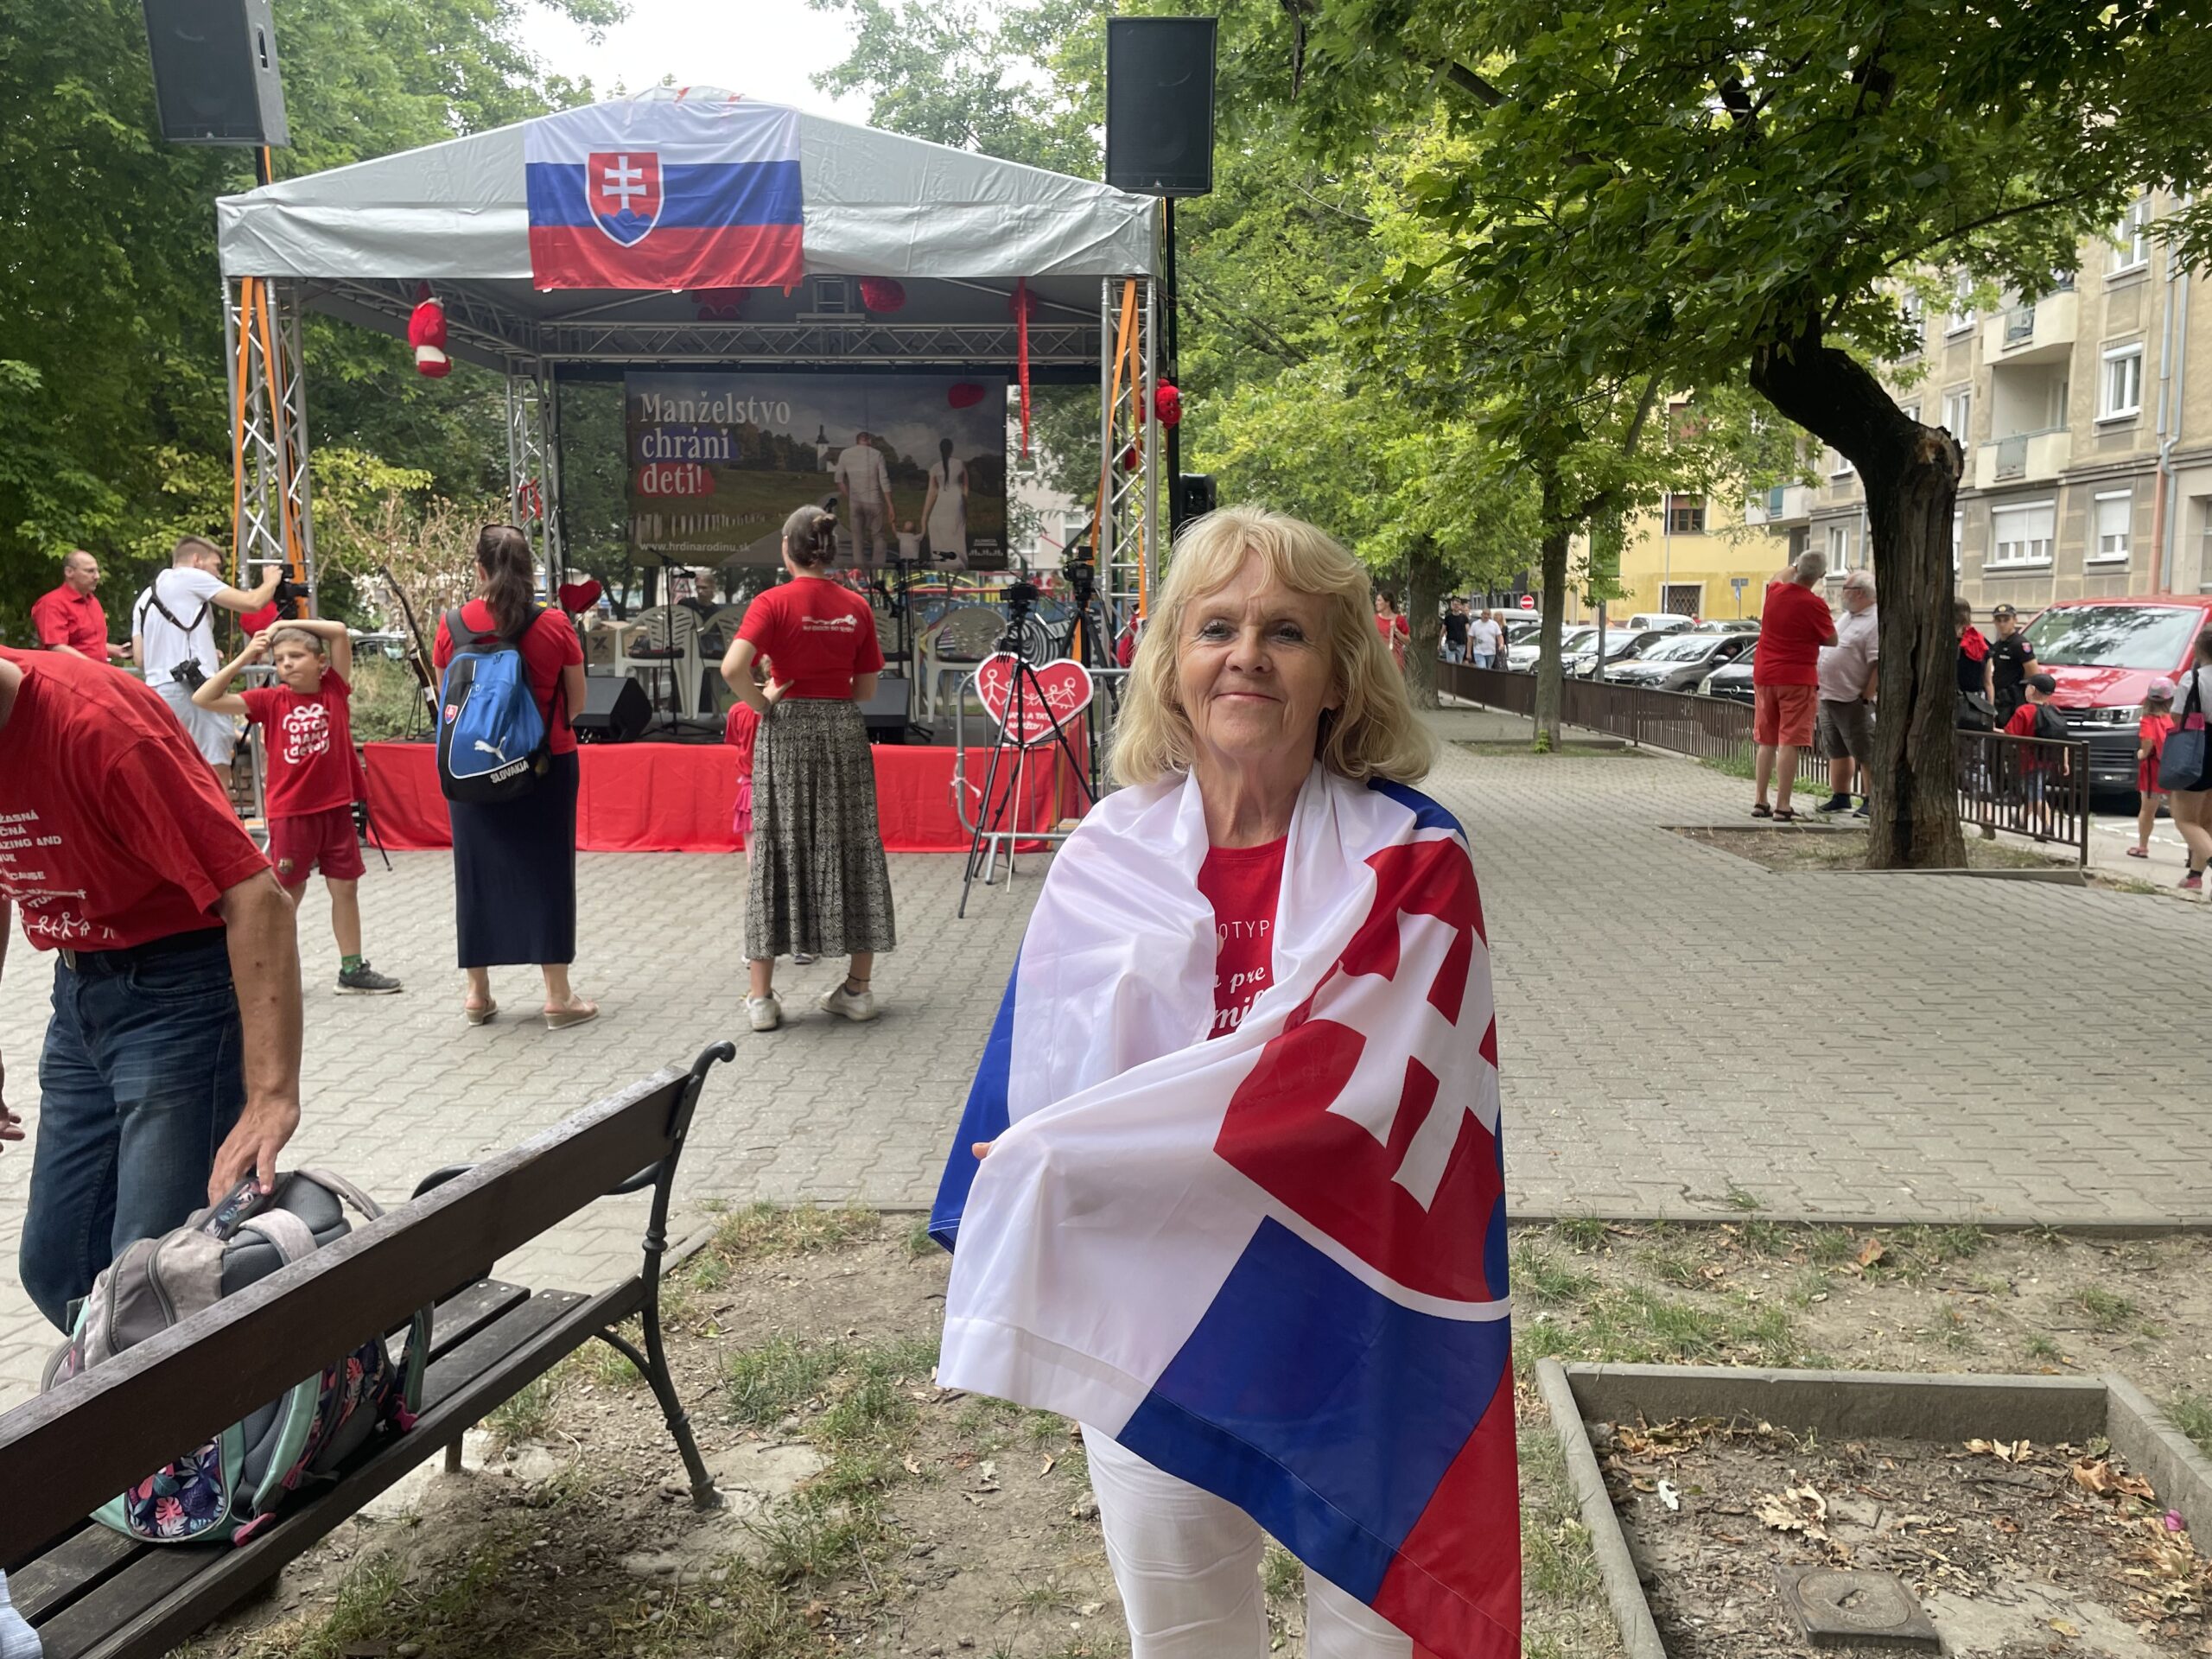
[2126,845,2150,858]
[1751,803,1773,819]
[544,1000,601,1031]
[1771,808,1797,823]
[464,1000,498,1027]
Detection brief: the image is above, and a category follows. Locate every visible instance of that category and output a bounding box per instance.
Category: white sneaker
[817,981,878,1023]
[747,993,783,1032]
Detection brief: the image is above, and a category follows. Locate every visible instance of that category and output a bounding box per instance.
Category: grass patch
[1512,1238,1598,1308]
[1635,1241,1703,1289]
[906,1216,939,1259]
[725,1335,844,1426]
[2024,1332,2064,1363]
[243,1535,518,1659]
[481,1376,560,1447]
[1552,1216,1610,1253]
[1806,1228,1858,1268]
[699,1201,881,1267]
[2075,1286,2138,1333]
[1520,1281,1805,1369]
[1261,1541,1302,1602]
[572,1335,643,1389]
[1738,1217,1789,1258]
[1518,1392,1623,1659]
[2170,1392,2212,1457]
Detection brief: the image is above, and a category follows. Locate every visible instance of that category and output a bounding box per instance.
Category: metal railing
[1955,729,2090,865]
[1442,662,2090,862]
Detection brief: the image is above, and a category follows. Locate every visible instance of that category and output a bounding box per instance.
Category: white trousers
[1083,1429,1414,1659]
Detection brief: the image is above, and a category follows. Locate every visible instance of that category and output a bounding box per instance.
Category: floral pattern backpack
[41,1170,428,1547]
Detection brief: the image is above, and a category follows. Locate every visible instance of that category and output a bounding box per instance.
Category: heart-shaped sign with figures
[972,654,1095,747]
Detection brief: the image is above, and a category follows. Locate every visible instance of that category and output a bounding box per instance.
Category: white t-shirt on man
[832,443,892,506]
[131,567,226,689]
[1817,605,1879,702]
[1467,617,1503,656]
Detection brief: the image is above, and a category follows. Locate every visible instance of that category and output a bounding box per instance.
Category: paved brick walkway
[1,713,2205,1403]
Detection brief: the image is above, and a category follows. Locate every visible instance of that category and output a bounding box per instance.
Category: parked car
[2023,595,2212,793]
[1502,617,1545,647]
[1686,618,1760,633]
[1700,651,1758,703]
[1608,630,1758,691]
[1625,613,1696,633]
[1568,628,1669,677]
[1506,624,1601,672]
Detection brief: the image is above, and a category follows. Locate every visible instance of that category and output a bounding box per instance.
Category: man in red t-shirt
[29,551,128,664]
[1751,553,1839,820]
[0,647,303,1328]
[197,618,402,996]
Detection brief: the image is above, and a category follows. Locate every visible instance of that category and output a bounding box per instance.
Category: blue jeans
[23,932,243,1330]
[1441,642,1466,664]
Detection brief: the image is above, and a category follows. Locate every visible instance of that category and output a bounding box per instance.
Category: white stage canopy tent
[211,91,1164,607]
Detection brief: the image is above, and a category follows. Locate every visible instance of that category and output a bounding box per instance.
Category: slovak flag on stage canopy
[524,96,804,291]
[932,766,1521,1659]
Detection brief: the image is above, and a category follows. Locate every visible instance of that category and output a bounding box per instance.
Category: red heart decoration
[557,578,603,614]
[972,654,1094,746]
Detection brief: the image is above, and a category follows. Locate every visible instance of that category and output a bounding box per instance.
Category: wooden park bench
[0,1040,736,1658]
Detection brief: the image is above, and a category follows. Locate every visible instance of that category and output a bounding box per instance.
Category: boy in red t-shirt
[197,620,402,995]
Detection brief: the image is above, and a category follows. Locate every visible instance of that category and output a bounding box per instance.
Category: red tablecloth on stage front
[362,740,1089,854]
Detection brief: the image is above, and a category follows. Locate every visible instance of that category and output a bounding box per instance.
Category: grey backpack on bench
[41,1169,429,1547]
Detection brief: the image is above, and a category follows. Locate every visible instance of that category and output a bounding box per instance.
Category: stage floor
[363,739,1090,854]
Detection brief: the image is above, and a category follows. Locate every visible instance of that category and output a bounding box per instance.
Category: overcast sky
[524,2,874,119]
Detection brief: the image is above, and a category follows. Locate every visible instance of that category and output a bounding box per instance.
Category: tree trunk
[1751,319,1965,869]
[1533,461,1571,751]
[1403,536,1445,710]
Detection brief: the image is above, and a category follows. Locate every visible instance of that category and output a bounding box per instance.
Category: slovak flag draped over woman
[932,507,1519,1659]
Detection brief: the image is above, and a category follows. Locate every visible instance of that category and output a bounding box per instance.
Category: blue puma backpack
[437,606,552,802]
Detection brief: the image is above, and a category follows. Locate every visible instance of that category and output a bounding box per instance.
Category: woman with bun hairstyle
[721,504,898,1030]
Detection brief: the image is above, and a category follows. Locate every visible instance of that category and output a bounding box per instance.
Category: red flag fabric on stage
[524,98,804,292]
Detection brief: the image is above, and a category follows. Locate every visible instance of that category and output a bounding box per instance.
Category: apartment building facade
[1751,191,2212,613]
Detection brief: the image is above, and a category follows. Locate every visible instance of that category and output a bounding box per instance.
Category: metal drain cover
[1775,1566,1942,1651]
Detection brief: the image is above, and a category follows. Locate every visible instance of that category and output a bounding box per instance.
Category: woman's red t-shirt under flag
[1755,580,1835,687]
[432,602,585,756]
[242,671,359,817]
[1196,837,1287,1040]
[738,579,885,700]
[0,648,269,951]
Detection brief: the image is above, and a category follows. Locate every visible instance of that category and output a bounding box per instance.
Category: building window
[2100,343,2145,421]
[1898,292,1924,353]
[1825,524,1851,571]
[1942,388,1972,442]
[1665,495,1706,535]
[2090,490,2133,563]
[2112,196,2152,275]
[1946,274,1976,334]
[1989,500,2056,569]
[1829,448,1855,479]
[1953,511,1964,575]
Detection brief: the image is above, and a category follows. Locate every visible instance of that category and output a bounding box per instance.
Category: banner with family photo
[625,371,1008,569]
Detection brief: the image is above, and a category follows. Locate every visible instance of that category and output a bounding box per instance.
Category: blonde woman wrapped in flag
[931,507,1520,1659]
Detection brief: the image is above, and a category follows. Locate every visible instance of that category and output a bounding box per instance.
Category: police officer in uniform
[1986,602,2039,726]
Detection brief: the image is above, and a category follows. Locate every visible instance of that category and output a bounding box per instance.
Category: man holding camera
[130,536,284,787]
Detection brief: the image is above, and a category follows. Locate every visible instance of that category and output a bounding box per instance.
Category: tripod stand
[957,601,1096,918]
[1059,556,1120,797]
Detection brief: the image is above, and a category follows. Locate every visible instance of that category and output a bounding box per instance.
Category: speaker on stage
[1104,17,1217,197]
[1176,474,1218,525]
[142,0,290,147]
[859,672,915,741]
[572,674,652,744]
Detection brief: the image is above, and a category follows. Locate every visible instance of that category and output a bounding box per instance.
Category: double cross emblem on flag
[588,152,664,246]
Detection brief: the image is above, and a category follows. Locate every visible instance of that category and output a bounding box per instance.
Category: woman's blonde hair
[1110,506,1434,787]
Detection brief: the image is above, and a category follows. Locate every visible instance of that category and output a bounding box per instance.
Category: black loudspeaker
[859,672,915,741]
[1104,17,1217,197]
[572,674,652,744]
[1176,474,1218,524]
[142,0,290,146]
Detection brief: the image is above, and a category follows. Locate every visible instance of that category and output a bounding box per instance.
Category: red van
[2020,595,2212,793]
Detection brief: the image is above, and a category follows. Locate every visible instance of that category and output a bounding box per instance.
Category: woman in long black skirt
[432,524,598,1031]
[721,503,897,1032]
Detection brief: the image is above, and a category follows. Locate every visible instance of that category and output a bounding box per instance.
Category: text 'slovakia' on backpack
[437,605,552,803]
[41,1170,428,1546]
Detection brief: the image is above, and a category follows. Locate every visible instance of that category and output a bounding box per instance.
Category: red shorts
[267,805,365,887]
[1753,683,1818,749]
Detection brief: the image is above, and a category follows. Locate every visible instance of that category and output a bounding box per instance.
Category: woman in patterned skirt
[721,504,898,1031]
